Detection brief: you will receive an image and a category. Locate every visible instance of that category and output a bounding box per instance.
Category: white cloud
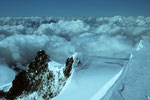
[36,20,90,37]
[0,16,150,66]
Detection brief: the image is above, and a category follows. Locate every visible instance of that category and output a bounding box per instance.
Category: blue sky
[0,0,150,17]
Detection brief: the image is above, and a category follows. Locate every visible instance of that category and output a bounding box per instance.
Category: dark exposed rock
[6,70,29,100]
[42,20,57,24]
[64,57,74,78]
[1,50,74,99]
[0,90,6,98]
[5,50,50,99]
[37,50,45,56]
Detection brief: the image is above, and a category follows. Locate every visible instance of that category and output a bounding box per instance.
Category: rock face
[63,57,74,78]
[1,50,74,100]
[6,70,29,99]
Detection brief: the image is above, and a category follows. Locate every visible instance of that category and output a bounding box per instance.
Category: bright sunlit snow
[0,16,150,100]
[53,55,124,100]
[100,40,150,100]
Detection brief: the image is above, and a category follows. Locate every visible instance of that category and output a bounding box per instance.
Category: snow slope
[53,54,127,100]
[90,69,123,100]
[0,52,127,100]
[0,16,150,100]
[94,40,150,100]
[0,64,16,88]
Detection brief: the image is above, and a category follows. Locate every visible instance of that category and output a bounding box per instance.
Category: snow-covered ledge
[95,40,150,100]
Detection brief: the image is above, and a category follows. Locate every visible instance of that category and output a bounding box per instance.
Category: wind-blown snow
[98,40,150,100]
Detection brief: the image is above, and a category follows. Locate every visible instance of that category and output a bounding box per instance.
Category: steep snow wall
[90,69,123,100]
[99,40,150,100]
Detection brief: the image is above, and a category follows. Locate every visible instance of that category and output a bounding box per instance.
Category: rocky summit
[0,50,74,100]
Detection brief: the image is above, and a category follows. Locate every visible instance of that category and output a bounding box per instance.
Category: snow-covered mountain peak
[0,50,75,100]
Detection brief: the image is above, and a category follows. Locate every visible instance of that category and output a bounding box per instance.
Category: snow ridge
[100,40,150,100]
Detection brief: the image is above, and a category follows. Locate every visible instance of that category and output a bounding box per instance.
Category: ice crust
[94,40,150,100]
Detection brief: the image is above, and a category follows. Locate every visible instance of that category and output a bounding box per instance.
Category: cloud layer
[0,16,150,68]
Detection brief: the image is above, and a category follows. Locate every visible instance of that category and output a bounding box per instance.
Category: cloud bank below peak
[0,16,150,67]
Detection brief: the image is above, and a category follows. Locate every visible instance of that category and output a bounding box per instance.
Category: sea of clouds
[0,16,150,69]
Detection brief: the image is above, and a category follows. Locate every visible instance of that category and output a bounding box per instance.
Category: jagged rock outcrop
[63,57,74,78]
[0,50,74,100]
